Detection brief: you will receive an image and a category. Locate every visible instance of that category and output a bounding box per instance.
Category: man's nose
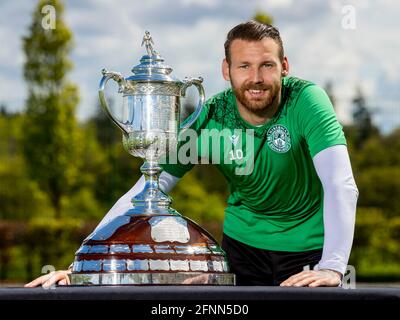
[249,68,263,83]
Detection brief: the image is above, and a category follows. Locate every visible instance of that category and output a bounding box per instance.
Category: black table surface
[1,285,400,300]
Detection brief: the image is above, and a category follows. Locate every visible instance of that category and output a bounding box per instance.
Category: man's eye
[239,65,249,69]
[263,63,274,68]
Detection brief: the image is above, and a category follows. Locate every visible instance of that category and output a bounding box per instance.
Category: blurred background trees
[0,3,399,284]
[22,0,81,219]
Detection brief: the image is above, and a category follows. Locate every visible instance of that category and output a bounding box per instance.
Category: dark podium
[1,285,400,300]
[2,286,399,318]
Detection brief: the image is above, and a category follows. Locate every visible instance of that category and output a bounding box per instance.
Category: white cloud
[255,0,294,10]
[276,0,400,129]
[0,0,399,132]
[180,0,219,8]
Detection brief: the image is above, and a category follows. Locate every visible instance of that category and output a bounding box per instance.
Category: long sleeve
[312,145,359,275]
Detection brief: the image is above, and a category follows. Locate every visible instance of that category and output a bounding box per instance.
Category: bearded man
[26,21,358,288]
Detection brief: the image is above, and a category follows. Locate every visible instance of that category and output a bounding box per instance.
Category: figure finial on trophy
[141,30,157,56]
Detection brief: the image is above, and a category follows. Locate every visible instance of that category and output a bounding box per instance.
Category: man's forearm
[312,145,359,275]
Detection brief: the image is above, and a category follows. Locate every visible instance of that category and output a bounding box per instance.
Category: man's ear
[222,59,230,81]
[281,57,289,77]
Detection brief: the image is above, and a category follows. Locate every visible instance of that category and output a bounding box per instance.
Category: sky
[0,0,399,133]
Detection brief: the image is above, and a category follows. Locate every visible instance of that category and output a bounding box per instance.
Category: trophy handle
[180,77,205,130]
[99,69,129,135]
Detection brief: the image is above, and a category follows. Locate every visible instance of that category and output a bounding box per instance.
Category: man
[26,20,358,288]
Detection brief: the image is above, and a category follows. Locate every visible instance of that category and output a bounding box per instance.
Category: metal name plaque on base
[68,32,235,286]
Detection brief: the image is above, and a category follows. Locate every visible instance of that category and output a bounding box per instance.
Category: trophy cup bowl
[68,32,235,285]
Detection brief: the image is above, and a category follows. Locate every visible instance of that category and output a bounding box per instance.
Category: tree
[22,0,81,218]
[352,86,379,148]
[89,98,120,147]
[0,114,54,220]
[324,81,336,111]
[0,103,8,116]
[253,11,274,25]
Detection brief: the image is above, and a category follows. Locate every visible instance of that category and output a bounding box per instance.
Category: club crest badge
[267,124,291,153]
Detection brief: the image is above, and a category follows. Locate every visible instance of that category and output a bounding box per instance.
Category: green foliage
[0,115,54,220]
[343,126,400,279]
[86,109,143,210]
[0,160,54,220]
[350,207,400,277]
[23,0,73,87]
[352,137,387,169]
[62,187,104,220]
[347,129,400,219]
[105,143,142,203]
[170,169,226,241]
[89,101,120,147]
[351,87,380,149]
[22,0,81,217]
[356,167,400,217]
[0,114,23,157]
[253,11,274,25]
[0,218,97,282]
[23,217,95,278]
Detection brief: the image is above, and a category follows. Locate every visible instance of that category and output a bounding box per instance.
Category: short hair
[224,20,284,64]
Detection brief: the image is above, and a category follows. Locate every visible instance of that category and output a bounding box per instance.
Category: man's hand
[280,269,342,287]
[24,270,71,288]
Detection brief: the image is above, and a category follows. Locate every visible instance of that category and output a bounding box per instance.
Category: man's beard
[232,81,280,113]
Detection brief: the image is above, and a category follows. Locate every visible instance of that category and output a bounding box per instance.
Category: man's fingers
[24,272,53,288]
[42,272,67,288]
[24,276,44,288]
[64,274,71,285]
[280,271,312,286]
[292,276,320,287]
[282,275,314,287]
[25,278,43,288]
[308,279,327,287]
[309,277,339,287]
[280,269,341,287]
[280,270,341,287]
[25,270,70,288]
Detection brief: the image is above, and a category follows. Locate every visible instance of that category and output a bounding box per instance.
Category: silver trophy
[68,32,235,285]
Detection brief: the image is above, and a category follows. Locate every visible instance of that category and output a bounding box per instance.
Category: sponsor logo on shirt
[229,134,239,146]
[267,124,291,153]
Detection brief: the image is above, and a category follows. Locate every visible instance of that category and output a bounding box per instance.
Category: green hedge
[0,218,96,282]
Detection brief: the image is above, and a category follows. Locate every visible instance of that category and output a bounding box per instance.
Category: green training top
[161,76,346,252]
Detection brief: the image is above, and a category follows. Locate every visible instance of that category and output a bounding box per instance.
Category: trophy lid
[126,31,178,83]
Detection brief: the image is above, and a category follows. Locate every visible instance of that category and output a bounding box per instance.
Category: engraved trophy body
[68,32,235,285]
